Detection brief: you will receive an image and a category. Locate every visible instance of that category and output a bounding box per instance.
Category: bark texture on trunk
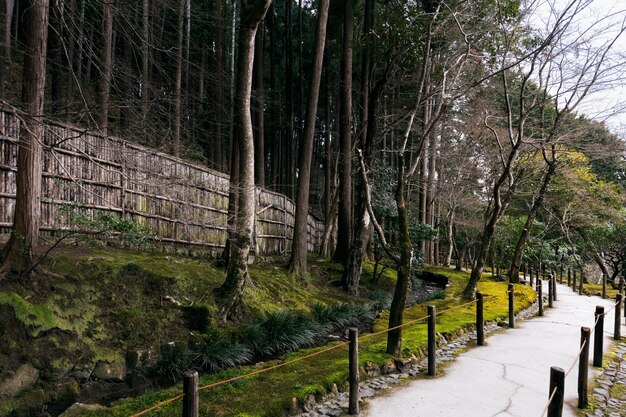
[1,0,49,278]
[288,0,329,277]
[253,22,265,187]
[333,0,353,264]
[218,0,271,322]
[99,0,113,134]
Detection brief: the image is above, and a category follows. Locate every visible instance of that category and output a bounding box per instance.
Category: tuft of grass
[240,310,321,356]
[312,302,376,333]
[190,329,252,372]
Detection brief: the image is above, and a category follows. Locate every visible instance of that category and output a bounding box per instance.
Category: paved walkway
[362,283,625,417]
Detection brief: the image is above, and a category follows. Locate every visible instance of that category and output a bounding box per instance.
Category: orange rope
[540,386,559,417]
[565,339,587,377]
[129,394,184,417]
[197,341,350,391]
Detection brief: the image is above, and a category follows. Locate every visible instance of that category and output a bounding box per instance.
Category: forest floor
[0,244,534,417]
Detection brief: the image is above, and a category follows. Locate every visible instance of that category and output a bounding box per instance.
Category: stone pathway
[297,283,625,417]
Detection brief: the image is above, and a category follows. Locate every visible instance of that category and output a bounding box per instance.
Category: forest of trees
[1,0,625,355]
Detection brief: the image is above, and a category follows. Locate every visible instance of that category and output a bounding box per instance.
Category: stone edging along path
[294,298,541,417]
[587,340,626,417]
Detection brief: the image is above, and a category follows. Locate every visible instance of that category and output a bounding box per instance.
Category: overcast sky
[530,0,626,136]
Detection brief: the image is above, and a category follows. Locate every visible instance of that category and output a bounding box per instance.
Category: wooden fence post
[548,279,554,308]
[578,327,590,409]
[476,292,484,346]
[602,274,607,299]
[615,294,622,341]
[428,305,436,376]
[572,269,577,292]
[548,366,565,417]
[579,272,584,295]
[508,283,514,328]
[567,268,571,287]
[552,273,557,301]
[538,279,544,316]
[348,327,359,415]
[593,306,604,367]
[183,371,199,417]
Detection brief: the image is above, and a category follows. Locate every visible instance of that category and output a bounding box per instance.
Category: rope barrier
[128,293,496,417]
[540,386,559,417]
[601,299,621,316]
[564,339,587,377]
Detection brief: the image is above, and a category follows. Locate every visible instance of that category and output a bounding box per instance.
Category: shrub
[366,290,393,310]
[190,329,252,372]
[151,344,194,382]
[241,310,320,356]
[312,303,376,333]
[414,289,446,304]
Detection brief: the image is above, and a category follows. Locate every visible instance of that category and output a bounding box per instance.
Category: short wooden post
[548,278,554,308]
[567,268,571,287]
[428,305,436,376]
[578,327,590,409]
[548,366,565,417]
[348,328,359,415]
[572,269,577,292]
[579,273,584,295]
[538,279,544,316]
[183,371,199,417]
[593,306,604,367]
[477,291,484,346]
[508,283,515,328]
[552,273,558,302]
[615,294,622,341]
[602,274,607,299]
[619,278,624,295]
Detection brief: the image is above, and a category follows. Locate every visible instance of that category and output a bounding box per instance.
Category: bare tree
[217,0,272,322]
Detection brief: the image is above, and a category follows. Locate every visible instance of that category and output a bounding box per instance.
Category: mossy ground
[90,266,536,417]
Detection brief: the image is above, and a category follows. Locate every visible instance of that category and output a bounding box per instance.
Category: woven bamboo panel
[0,109,323,255]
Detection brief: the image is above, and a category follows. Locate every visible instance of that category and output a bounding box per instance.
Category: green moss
[0,292,59,336]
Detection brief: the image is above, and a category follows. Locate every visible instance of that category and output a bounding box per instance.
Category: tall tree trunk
[284,0,294,197]
[1,0,15,96]
[218,0,271,322]
[386,156,412,356]
[252,22,265,186]
[508,152,557,283]
[288,0,329,277]
[99,0,113,134]
[1,0,49,278]
[214,0,224,170]
[443,207,455,267]
[172,0,184,156]
[333,0,353,264]
[50,1,65,114]
[141,0,150,132]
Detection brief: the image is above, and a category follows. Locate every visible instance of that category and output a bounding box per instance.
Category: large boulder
[91,359,126,382]
[0,363,39,399]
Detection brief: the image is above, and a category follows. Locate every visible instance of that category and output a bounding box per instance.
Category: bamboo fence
[0,110,323,256]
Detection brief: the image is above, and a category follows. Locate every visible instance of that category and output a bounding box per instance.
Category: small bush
[190,329,252,372]
[312,303,375,333]
[241,310,320,356]
[414,289,446,304]
[151,344,194,382]
[366,290,393,310]
[181,305,211,333]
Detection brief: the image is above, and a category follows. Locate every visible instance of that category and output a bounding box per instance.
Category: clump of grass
[190,329,252,372]
[312,302,375,333]
[151,344,194,382]
[415,288,446,304]
[366,290,393,310]
[241,310,320,356]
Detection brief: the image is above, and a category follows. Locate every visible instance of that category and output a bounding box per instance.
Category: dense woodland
[1,0,626,359]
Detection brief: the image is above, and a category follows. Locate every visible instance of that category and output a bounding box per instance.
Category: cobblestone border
[585,340,626,417]
[294,299,540,417]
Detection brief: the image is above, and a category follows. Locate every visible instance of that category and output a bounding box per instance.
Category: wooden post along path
[578,327,590,409]
[183,371,199,417]
[428,305,437,376]
[548,367,565,417]
[508,283,515,328]
[593,306,604,367]
[348,328,359,415]
[476,292,484,346]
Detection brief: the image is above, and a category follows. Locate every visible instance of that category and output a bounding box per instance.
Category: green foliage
[366,290,393,310]
[311,303,376,333]
[190,329,252,372]
[57,204,156,249]
[151,344,195,382]
[414,289,446,304]
[240,310,320,356]
[0,293,58,337]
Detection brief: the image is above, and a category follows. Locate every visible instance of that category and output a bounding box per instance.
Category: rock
[381,359,397,375]
[91,359,127,382]
[330,383,339,396]
[69,361,95,382]
[395,357,414,373]
[0,363,39,399]
[303,394,317,412]
[365,361,381,377]
[58,403,107,417]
